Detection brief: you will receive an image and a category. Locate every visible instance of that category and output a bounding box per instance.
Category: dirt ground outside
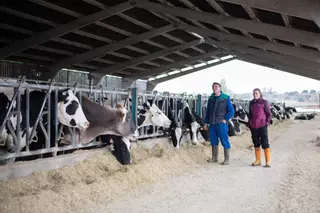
[0,118,319,213]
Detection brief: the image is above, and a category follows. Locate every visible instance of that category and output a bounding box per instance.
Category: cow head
[234,105,248,121]
[115,104,128,124]
[57,89,89,130]
[138,103,171,128]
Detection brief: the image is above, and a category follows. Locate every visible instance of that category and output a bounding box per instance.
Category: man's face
[212,84,221,94]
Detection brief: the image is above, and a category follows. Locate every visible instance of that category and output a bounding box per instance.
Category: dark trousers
[250,125,269,149]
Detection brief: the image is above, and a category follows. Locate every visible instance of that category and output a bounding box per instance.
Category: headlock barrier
[0,76,250,165]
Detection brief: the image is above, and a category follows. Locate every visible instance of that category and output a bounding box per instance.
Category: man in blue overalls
[204,82,234,165]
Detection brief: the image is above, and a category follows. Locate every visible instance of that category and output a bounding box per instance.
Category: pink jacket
[248,98,271,129]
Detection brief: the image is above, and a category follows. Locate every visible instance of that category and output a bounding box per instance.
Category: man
[204,82,234,165]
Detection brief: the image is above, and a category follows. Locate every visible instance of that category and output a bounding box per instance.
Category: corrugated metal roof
[0,0,319,84]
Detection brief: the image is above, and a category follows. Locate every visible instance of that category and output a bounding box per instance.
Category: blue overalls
[205,92,234,149]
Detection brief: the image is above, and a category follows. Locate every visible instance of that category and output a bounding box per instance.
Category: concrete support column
[121,78,136,89]
[146,81,158,91]
[91,73,105,86]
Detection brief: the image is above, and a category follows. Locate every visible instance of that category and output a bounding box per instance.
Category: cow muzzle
[79,121,90,130]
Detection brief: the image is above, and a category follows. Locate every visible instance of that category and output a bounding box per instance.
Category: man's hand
[203,124,208,131]
[222,119,227,123]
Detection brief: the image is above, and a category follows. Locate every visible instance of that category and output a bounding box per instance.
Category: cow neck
[80,96,119,125]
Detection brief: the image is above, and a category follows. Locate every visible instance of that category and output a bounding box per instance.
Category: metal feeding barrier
[0,76,248,164]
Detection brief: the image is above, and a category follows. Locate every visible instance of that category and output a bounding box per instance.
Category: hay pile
[0,140,212,213]
[0,121,290,213]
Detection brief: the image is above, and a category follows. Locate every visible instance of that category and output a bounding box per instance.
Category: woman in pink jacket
[248,88,272,167]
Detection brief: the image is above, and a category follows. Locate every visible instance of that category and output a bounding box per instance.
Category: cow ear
[143,103,150,110]
[146,99,153,106]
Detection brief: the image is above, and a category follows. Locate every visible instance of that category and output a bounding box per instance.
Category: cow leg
[190,121,200,145]
[6,135,15,153]
[171,127,182,148]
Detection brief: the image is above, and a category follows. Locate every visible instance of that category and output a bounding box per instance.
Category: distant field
[284,101,319,108]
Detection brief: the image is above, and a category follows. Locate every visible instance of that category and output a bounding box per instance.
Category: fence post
[196,94,202,117]
[131,87,137,127]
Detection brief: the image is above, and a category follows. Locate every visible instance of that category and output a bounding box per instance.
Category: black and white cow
[145,98,203,148]
[0,79,89,164]
[294,113,316,120]
[60,96,135,144]
[100,100,171,165]
[271,103,290,120]
[60,96,171,165]
[227,103,249,136]
[284,106,297,115]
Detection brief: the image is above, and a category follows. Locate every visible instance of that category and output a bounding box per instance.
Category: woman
[248,88,271,167]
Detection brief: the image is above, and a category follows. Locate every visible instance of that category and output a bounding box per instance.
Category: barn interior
[0,0,319,90]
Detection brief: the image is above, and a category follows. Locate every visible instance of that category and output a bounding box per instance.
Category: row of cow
[0,79,296,166]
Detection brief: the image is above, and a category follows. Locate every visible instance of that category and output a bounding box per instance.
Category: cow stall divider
[0,78,131,164]
[0,76,26,155]
[0,76,252,165]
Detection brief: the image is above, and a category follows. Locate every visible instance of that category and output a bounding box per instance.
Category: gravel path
[85,120,320,213]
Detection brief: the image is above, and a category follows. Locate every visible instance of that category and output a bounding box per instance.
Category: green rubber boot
[221,149,230,165]
[207,145,218,163]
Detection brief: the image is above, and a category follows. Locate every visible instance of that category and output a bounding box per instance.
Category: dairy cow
[271,103,290,120]
[294,113,316,120]
[60,96,135,145]
[0,80,89,164]
[284,106,297,115]
[61,96,171,165]
[227,103,249,136]
[145,98,203,148]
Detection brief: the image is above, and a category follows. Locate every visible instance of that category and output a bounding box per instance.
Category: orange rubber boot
[264,148,271,168]
[252,148,261,166]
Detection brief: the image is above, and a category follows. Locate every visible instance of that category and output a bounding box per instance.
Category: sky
[154,59,320,94]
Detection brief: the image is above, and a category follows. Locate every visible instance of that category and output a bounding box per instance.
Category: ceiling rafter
[136,0,320,48]
[205,38,320,73]
[91,39,204,84]
[95,39,203,75]
[0,1,134,60]
[216,0,320,23]
[131,49,222,80]
[27,0,198,62]
[179,25,320,63]
[204,0,254,38]
[237,54,317,80]
[149,56,235,84]
[0,3,175,67]
[47,24,175,72]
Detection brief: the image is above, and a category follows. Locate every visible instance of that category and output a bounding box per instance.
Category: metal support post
[196,94,202,117]
[131,87,137,128]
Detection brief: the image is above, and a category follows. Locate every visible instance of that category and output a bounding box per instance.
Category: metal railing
[0,76,249,164]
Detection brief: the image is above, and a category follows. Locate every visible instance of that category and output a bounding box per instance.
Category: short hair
[212,82,221,87]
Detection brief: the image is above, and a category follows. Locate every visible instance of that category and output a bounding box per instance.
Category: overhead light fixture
[181,66,193,72]
[207,59,220,64]
[220,55,234,60]
[194,63,206,68]
[155,74,168,79]
[168,70,181,75]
